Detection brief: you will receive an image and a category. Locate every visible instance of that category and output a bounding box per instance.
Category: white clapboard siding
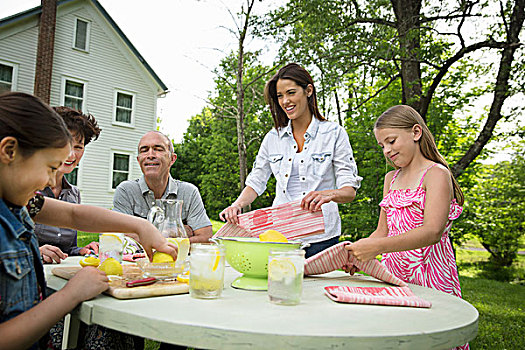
[0,0,165,209]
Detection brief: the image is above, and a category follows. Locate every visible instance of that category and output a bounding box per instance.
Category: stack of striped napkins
[214,200,324,240]
[324,286,432,308]
[305,242,431,308]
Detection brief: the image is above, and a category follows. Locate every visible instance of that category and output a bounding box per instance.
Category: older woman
[36,106,101,263]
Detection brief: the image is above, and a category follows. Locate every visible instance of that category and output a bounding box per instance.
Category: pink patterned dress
[379,164,463,298]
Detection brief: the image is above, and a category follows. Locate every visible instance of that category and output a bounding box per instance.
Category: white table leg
[61,313,80,350]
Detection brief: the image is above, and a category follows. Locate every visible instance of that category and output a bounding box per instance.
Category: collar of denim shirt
[280,117,320,141]
[0,198,35,240]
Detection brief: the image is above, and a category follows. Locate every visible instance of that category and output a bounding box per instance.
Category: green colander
[214,237,303,291]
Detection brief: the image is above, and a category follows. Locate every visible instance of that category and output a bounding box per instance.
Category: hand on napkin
[324,286,432,308]
[304,241,407,287]
[213,200,324,240]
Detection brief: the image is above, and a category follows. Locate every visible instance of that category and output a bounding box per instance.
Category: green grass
[460,275,524,349]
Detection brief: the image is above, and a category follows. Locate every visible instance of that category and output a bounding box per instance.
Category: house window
[115,91,134,124]
[64,168,78,186]
[64,80,84,111]
[112,153,129,189]
[0,63,15,93]
[74,18,90,51]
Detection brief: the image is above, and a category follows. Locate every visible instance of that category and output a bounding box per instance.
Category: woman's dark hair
[264,63,326,129]
[53,106,101,146]
[0,92,72,156]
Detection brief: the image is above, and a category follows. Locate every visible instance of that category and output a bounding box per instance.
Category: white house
[0,0,168,209]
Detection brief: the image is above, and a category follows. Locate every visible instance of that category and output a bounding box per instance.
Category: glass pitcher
[147,199,190,268]
[147,199,187,239]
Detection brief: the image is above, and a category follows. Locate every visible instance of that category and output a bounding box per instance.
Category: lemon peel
[79,256,100,267]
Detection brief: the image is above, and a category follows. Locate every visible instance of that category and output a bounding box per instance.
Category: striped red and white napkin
[324,286,432,308]
[304,241,408,287]
[213,200,325,240]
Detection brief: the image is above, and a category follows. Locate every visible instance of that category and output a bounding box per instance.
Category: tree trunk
[391,0,423,115]
[235,0,256,212]
[452,0,525,178]
[334,90,343,126]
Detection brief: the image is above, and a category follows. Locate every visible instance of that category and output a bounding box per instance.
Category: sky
[0,0,281,142]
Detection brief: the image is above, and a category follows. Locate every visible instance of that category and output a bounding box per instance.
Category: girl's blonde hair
[375,105,464,205]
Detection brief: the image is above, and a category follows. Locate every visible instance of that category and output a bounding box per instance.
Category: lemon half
[152,252,174,263]
[79,256,100,267]
[98,258,123,276]
[259,229,288,243]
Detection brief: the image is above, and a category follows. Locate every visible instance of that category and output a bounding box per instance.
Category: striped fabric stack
[304,241,407,287]
[213,200,325,240]
[324,286,432,308]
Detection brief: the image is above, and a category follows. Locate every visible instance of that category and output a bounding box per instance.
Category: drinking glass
[189,244,225,299]
[99,232,125,263]
[267,249,305,305]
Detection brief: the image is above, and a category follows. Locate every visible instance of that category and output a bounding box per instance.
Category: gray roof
[0,0,168,92]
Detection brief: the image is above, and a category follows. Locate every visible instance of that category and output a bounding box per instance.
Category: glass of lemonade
[189,244,225,299]
[99,233,125,263]
[267,249,305,305]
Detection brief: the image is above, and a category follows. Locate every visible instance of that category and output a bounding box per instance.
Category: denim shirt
[245,118,362,243]
[0,199,43,330]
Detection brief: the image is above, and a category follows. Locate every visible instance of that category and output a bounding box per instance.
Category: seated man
[113,131,213,243]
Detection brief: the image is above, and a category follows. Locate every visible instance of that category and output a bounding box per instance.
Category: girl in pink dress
[346,105,468,349]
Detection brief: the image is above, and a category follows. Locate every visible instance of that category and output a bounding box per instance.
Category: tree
[261,0,524,177]
[462,141,525,267]
[173,53,276,218]
[217,0,281,212]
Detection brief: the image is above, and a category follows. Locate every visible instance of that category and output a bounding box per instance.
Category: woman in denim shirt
[220,63,362,258]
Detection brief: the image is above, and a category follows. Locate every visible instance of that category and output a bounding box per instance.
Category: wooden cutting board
[52,265,189,299]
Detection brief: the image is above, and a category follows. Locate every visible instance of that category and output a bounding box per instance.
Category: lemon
[268,258,296,281]
[152,252,175,263]
[167,237,190,264]
[176,274,189,283]
[98,258,123,276]
[259,229,288,243]
[79,256,100,267]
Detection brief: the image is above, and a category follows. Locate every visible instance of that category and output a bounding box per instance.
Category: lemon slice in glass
[211,251,221,271]
[99,233,124,251]
[167,237,190,264]
[268,258,296,281]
